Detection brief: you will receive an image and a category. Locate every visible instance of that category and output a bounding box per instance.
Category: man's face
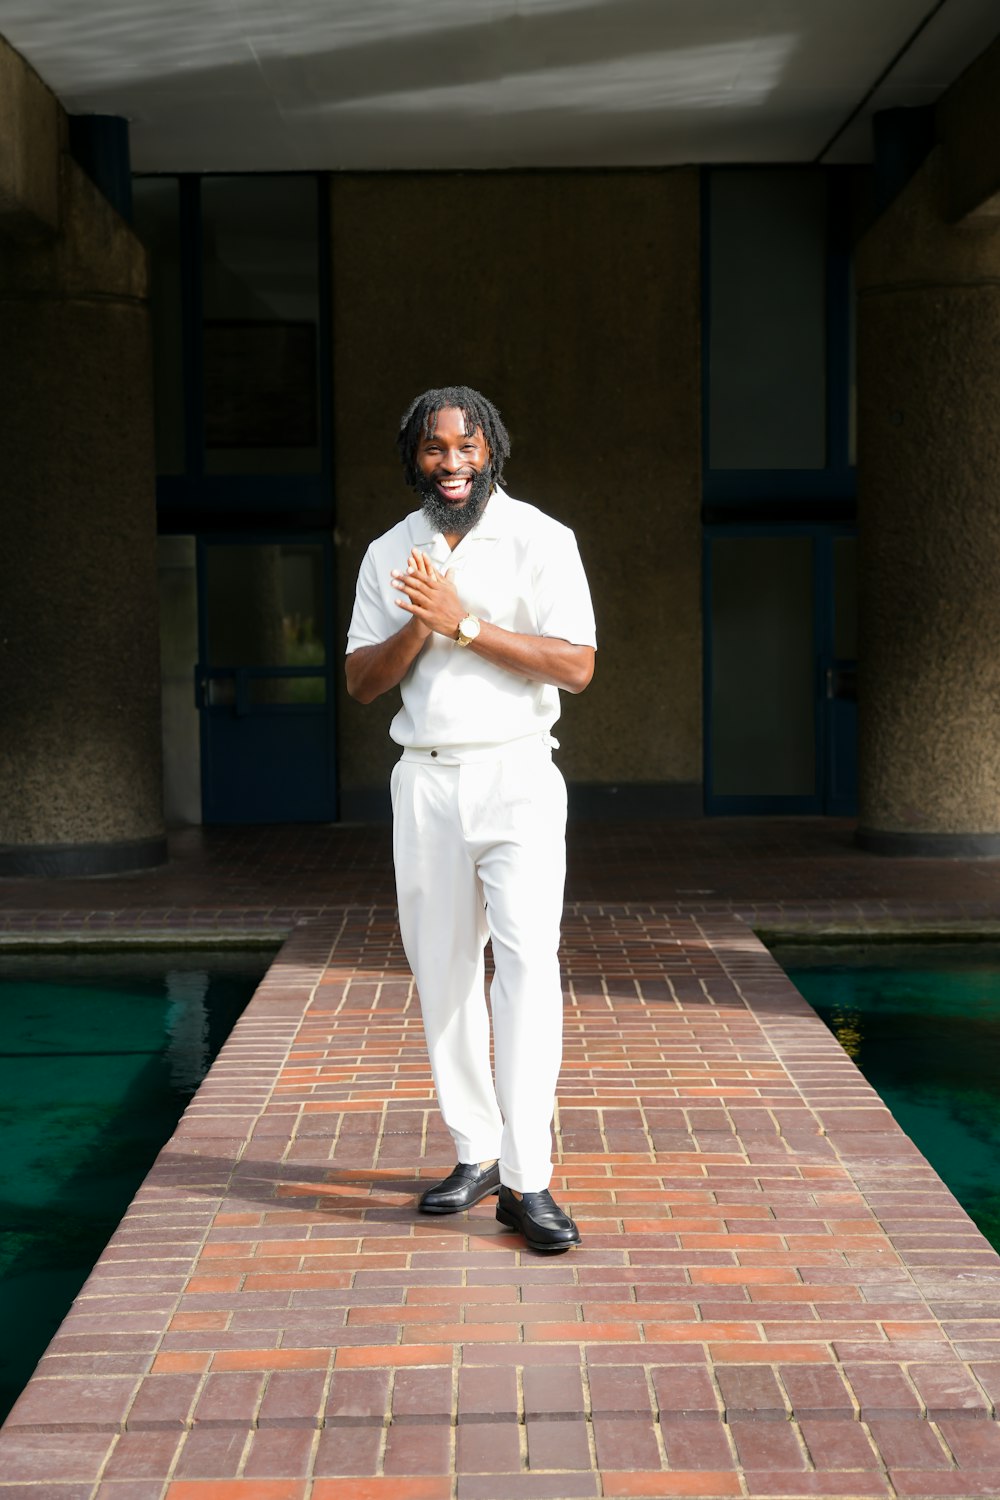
[413,406,492,536]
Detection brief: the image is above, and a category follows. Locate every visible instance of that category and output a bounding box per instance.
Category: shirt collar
[409,485,513,548]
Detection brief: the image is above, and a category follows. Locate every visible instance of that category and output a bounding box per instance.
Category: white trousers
[390,738,568,1192]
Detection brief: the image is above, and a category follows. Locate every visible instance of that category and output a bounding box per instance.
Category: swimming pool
[772,941,1000,1254]
[0,947,275,1422]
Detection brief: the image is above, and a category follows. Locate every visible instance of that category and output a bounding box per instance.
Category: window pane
[249,677,326,706]
[201,177,321,475]
[708,170,827,470]
[710,536,815,795]
[203,544,326,668]
[132,177,185,474]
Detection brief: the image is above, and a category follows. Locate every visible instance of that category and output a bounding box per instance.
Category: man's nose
[441,448,464,471]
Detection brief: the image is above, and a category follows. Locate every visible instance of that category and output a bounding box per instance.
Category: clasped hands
[391,548,465,641]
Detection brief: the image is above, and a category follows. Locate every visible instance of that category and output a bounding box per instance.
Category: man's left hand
[391,548,464,638]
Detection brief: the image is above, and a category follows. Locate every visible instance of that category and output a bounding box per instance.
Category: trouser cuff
[499,1160,553,1193]
[453,1136,503,1166]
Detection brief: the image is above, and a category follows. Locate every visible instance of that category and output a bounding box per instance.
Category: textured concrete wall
[937,30,1000,220]
[0,151,164,859]
[856,149,1000,843]
[0,35,61,242]
[332,170,701,798]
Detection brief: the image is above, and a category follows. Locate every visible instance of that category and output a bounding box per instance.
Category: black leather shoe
[418,1161,501,1214]
[496,1185,581,1251]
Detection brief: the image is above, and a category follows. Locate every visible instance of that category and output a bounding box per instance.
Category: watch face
[460,616,481,640]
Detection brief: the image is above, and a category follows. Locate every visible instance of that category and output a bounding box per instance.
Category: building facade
[2,22,1000,872]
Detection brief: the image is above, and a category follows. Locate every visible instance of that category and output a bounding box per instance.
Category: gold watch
[456,614,481,647]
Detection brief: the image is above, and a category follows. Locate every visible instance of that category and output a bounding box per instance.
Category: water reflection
[0,949,273,1424]
[828,1002,862,1060]
[774,943,1000,1252]
[164,968,210,1093]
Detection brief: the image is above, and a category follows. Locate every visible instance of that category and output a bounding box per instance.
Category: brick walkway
[2,821,1000,1498]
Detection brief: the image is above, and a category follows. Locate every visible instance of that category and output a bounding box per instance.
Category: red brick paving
[2,819,1000,1499]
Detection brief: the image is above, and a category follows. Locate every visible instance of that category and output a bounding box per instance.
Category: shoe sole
[496,1204,580,1251]
[418,1187,500,1214]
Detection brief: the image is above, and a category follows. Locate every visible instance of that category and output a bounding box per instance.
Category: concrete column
[0,36,61,243]
[0,153,166,875]
[856,149,1000,854]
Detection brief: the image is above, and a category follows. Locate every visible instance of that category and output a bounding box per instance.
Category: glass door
[821,535,858,814]
[196,537,335,823]
[704,526,857,814]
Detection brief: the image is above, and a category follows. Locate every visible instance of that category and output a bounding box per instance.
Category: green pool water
[773,942,1000,1254]
[0,948,274,1423]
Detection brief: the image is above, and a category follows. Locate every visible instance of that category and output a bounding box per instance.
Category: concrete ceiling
[1,0,998,172]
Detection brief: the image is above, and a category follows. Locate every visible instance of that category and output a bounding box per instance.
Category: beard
[415,465,493,537]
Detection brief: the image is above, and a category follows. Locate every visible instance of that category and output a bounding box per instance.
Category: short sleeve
[533,527,597,649]
[346,544,390,654]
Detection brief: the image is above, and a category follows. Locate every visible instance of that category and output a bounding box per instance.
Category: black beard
[415,466,493,537]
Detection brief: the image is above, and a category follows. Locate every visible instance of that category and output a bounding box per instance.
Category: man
[345,386,596,1252]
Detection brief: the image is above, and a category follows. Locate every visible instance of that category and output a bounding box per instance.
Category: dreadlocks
[396,385,511,490]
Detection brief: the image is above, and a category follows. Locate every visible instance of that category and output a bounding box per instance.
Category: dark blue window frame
[701,166,858,815]
[702,521,857,815]
[700,166,857,517]
[194,529,337,824]
[144,172,335,531]
[134,171,339,822]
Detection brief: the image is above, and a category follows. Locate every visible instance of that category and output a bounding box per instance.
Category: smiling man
[345,386,596,1251]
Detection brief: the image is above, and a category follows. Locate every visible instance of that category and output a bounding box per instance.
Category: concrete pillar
[0,36,61,243]
[856,149,1000,854]
[0,151,166,875]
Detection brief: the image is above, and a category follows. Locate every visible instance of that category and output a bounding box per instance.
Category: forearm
[468,622,595,694]
[345,621,428,703]
[389,547,595,694]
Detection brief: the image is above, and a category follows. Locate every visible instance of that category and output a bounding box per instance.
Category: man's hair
[397,385,511,489]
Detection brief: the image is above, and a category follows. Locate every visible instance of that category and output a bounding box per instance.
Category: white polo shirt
[346,486,597,751]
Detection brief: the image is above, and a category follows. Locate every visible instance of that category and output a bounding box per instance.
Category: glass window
[710,536,815,796]
[203,543,326,667]
[132,177,185,475]
[201,177,321,476]
[708,170,828,470]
